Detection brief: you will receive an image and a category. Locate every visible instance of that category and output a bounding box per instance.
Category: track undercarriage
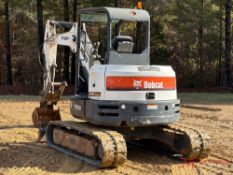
[44,120,211,168]
[46,121,127,168]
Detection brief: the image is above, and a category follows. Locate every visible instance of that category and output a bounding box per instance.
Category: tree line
[0,0,232,94]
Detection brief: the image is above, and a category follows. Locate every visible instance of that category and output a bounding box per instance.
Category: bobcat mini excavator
[32,6,211,168]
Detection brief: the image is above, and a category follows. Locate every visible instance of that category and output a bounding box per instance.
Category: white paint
[88,64,177,101]
[144,81,163,89]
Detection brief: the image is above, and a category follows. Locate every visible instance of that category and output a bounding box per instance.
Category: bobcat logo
[133,80,142,90]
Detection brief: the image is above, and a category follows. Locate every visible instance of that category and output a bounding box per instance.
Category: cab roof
[79,7,150,22]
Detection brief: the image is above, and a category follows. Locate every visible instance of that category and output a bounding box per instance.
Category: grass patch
[178,92,233,104]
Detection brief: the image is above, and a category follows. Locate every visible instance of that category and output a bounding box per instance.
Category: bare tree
[198,0,204,85]
[37,0,44,48]
[115,0,119,7]
[37,0,44,67]
[63,0,70,84]
[217,0,223,87]
[71,0,77,85]
[224,0,231,87]
[4,0,13,85]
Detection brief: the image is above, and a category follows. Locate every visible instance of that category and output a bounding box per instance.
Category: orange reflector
[137,2,142,9]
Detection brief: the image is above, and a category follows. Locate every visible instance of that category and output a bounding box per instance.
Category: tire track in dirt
[123,162,162,175]
[198,156,232,174]
[0,142,91,174]
[180,106,233,175]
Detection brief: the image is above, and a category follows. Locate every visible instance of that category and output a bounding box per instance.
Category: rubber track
[46,121,127,168]
[166,123,211,160]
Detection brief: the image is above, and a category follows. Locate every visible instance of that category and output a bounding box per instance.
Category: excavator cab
[76,7,150,95]
[79,12,108,64]
[78,7,150,66]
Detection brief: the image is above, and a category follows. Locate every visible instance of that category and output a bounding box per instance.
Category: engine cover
[88,64,177,101]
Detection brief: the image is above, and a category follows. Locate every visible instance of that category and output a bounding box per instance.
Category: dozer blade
[46,121,127,168]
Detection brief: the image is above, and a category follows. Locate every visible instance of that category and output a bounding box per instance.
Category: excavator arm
[42,20,77,103]
[32,20,78,141]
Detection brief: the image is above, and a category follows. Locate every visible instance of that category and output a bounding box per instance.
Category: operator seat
[112,35,134,53]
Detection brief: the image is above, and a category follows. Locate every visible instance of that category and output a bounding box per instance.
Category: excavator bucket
[32,81,67,127]
[32,107,61,142]
[32,82,67,141]
[32,107,61,128]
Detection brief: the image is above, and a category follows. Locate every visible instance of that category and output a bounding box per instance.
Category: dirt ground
[0,97,233,175]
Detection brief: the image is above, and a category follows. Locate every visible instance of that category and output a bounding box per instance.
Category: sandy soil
[0,98,233,175]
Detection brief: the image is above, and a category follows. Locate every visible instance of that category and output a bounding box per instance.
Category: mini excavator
[32,5,211,168]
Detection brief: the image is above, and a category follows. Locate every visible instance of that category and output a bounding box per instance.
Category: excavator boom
[32,20,77,139]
